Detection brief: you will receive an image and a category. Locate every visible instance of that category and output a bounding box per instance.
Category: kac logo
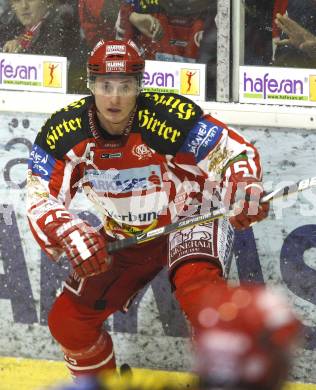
[132,144,153,160]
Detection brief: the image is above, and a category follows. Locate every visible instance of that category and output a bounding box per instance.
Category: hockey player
[27,39,269,378]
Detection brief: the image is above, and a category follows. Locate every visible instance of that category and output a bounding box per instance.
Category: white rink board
[1,110,316,383]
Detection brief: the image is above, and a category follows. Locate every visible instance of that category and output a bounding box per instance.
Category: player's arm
[181,114,269,229]
[218,125,269,229]
[27,128,111,278]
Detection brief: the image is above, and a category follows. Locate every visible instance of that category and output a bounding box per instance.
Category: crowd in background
[0,0,315,96]
[245,0,316,68]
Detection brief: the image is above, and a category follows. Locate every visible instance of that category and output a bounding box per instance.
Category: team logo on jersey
[132,143,153,160]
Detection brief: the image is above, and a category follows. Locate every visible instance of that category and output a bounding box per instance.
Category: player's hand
[275,13,316,58]
[129,13,163,41]
[45,216,111,278]
[227,176,269,230]
[3,39,22,53]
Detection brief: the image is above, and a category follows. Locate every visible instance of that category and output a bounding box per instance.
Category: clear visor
[89,74,141,96]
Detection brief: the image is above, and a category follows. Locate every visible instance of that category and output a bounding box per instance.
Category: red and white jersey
[27,92,262,261]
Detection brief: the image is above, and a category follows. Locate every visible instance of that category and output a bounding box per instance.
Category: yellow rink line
[0,356,316,390]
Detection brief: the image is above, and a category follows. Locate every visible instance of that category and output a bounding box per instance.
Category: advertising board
[0,53,67,93]
[240,65,316,107]
[143,60,206,102]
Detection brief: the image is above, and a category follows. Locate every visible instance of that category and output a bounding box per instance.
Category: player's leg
[48,291,116,378]
[48,236,167,378]
[169,218,234,332]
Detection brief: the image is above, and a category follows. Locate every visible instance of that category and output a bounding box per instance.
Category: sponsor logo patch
[29,144,56,180]
[45,116,82,150]
[106,45,126,55]
[208,144,233,175]
[145,92,197,120]
[168,223,215,269]
[85,165,162,193]
[106,210,158,224]
[180,118,223,162]
[106,61,126,72]
[138,109,181,144]
[100,152,122,159]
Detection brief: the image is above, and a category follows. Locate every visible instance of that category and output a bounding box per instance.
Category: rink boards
[1,105,316,384]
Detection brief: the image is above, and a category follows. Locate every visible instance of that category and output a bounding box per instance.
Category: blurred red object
[194,283,302,390]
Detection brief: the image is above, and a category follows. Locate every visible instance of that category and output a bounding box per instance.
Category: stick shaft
[89,176,316,253]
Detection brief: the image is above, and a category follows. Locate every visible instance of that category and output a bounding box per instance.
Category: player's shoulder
[179,113,228,162]
[137,91,203,155]
[35,96,93,158]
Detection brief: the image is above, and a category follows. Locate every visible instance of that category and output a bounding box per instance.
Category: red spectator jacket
[118,2,206,62]
[79,0,117,49]
[272,0,288,39]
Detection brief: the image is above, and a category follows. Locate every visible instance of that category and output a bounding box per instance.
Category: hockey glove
[225,175,269,230]
[44,214,111,278]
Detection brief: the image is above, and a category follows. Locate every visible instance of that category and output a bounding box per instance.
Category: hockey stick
[83,176,316,253]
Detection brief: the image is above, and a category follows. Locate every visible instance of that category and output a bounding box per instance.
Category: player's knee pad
[173,260,225,330]
[63,331,116,377]
[48,293,116,377]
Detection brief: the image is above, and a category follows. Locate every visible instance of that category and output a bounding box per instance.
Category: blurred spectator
[273,0,316,67]
[1,0,71,55]
[0,0,88,93]
[78,0,121,50]
[244,0,275,65]
[116,0,217,99]
[0,0,9,17]
[117,0,213,63]
[272,0,288,60]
